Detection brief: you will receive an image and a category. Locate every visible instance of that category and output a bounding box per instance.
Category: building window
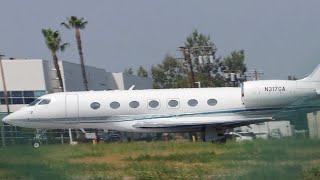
[148,100,160,109]
[11,91,22,97]
[34,91,46,97]
[0,90,46,105]
[24,98,35,104]
[168,99,179,108]
[23,91,34,97]
[12,98,23,104]
[187,99,198,107]
[0,98,11,105]
[129,101,140,108]
[90,102,101,110]
[110,101,120,109]
[207,99,218,106]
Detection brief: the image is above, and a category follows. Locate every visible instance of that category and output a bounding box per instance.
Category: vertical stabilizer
[300,64,320,81]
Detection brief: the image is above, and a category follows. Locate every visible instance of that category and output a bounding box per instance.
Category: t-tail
[300,64,320,82]
[298,64,320,95]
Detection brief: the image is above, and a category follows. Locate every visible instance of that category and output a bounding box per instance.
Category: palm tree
[61,16,89,91]
[42,28,69,91]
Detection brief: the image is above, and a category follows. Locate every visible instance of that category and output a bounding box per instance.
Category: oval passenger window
[129,101,140,108]
[110,101,120,109]
[148,100,160,109]
[207,99,217,106]
[187,99,198,107]
[90,102,101,110]
[168,100,179,108]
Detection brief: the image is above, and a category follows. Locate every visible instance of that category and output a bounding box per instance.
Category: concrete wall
[0,59,49,112]
[0,59,48,91]
[307,111,320,139]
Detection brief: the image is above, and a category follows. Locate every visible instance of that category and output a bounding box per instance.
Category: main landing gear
[32,129,47,148]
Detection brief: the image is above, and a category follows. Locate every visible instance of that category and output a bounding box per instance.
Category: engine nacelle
[241,80,315,108]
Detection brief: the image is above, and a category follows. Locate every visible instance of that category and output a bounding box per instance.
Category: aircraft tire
[32,141,40,148]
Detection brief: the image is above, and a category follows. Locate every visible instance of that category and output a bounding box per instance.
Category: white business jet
[3,65,320,147]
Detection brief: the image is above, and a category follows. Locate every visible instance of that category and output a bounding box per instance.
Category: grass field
[0,138,320,180]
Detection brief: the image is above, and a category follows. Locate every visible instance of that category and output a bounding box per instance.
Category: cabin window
[38,99,51,105]
[168,99,179,108]
[28,99,42,106]
[129,101,140,108]
[110,101,120,109]
[148,100,160,109]
[207,99,217,106]
[187,99,198,107]
[90,102,101,110]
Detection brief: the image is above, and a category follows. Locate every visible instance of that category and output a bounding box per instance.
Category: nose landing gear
[32,129,47,148]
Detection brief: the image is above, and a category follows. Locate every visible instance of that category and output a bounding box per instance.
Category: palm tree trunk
[75,28,89,91]
[52,52,64,91]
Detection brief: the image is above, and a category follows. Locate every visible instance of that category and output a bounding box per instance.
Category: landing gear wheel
[32,129,47,148]
[32,141,40,148]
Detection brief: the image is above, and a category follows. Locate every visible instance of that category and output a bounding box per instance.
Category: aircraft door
[65,94,79,121]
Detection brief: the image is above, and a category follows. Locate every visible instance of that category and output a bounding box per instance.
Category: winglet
[128,85,135,90]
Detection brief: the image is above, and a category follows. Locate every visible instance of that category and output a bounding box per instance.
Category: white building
[0,59,152,113]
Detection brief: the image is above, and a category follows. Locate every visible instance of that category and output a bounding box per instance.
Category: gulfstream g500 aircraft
[3,65,320,145]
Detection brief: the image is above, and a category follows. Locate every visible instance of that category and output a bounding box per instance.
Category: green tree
[223,50,247,86]
[137,66,149,77]
[184,29,222,87]
[124,67,134,75]
[42,29,69,91]
[223,50,246,74]
[61,16,89,91]
[151,55,187,89]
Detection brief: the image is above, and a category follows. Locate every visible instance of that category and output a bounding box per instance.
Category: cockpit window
[28,99,42,106]
[38,99,51,105]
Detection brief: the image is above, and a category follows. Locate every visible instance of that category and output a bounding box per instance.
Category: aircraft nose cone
[2,114,11,124]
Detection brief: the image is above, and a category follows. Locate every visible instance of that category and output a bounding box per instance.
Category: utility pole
[185,45,217,87]
[180,47,195,88]
[0,54,14,145]
[199,45,216,84]
[247,69,264,81]
[0,54,8,147]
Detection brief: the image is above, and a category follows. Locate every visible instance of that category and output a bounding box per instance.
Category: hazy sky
[0,0,319,79]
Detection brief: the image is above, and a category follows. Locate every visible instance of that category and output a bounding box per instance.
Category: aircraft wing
[132,116,273,129]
